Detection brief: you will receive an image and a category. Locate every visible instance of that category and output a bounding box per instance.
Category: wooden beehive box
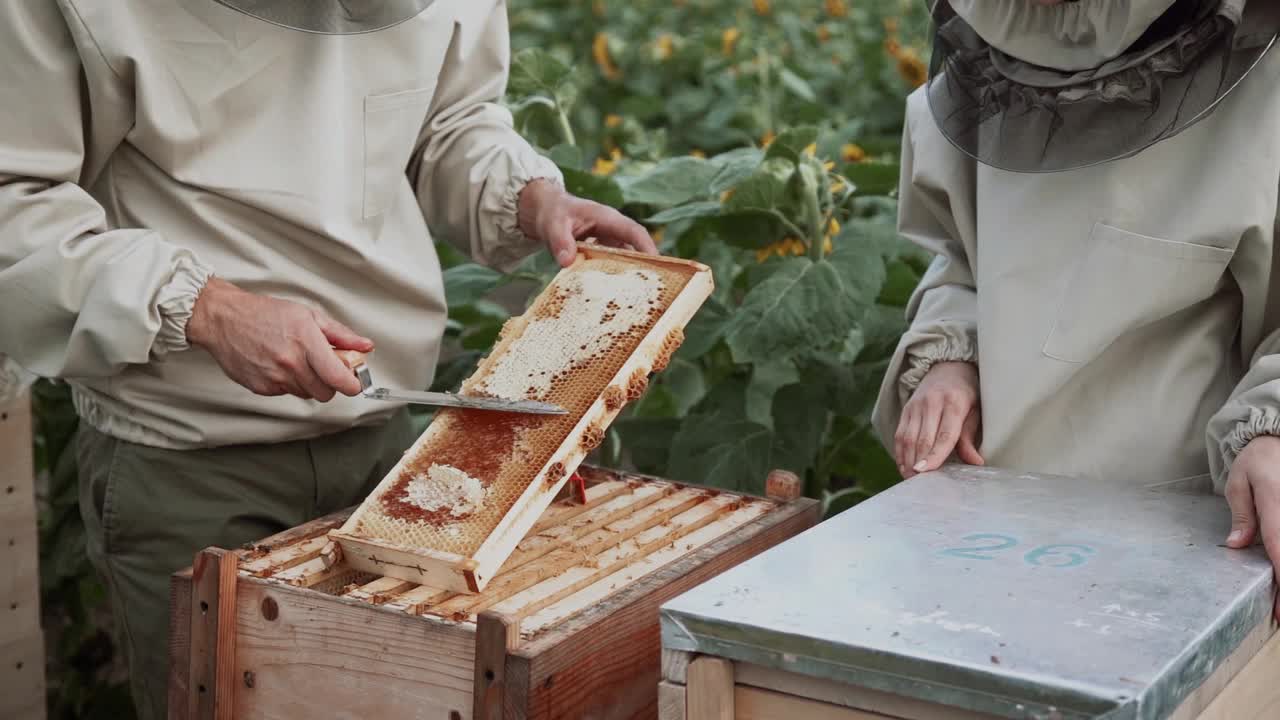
[1,392,47,720]
[168,466,819,720]
[332,244,713,595]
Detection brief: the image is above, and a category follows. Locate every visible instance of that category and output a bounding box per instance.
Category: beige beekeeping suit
[873,1,1280,492]
[0,0,562,449]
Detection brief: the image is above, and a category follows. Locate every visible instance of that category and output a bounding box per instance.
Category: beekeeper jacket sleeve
[0,1,212,379]
[408,0,563,273]
[871,92,981,448]
[1206,189,1280,492]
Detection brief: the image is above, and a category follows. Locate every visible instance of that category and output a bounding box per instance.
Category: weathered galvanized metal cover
[660,465,1277,720]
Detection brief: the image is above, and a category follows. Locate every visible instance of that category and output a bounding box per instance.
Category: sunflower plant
[434,40,932,513]
[604,125,932,508]
[506,0,932,161]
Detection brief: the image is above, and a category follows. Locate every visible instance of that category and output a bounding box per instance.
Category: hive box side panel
[167,510,358,720]
[732,662,1000,720]
[658,680,687,720]
[519,498,819,720]
[233,579,476,719]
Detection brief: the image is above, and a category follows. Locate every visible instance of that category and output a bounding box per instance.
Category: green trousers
[75,408,414,720]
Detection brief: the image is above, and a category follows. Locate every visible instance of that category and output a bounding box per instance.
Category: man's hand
[186,277,371,401]
[518,179,658,267]
[894,361,984,479]
[1224,435,1280,620]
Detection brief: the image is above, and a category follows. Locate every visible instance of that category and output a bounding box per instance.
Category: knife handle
[334,349,374,393]
[334,349,368,370]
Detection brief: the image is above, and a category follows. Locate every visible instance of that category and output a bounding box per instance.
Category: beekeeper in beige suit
[0,1,654,717]
[875,0,1280,609]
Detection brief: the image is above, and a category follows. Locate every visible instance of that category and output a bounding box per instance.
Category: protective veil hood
[210,0,434,34]
[950,0,1181,71]
[925,0,1280,173]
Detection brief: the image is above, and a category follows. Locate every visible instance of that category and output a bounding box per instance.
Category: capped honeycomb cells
[350,256,694,557]
[404,465,486,519]
[470,266,665,402]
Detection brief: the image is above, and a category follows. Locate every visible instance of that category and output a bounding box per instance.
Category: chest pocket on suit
[1042,222,1235,364]
[363,86,436,219]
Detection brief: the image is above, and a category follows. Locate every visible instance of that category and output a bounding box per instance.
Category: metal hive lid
[660,465,1276,720]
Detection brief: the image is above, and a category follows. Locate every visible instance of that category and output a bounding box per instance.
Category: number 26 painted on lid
[940,533,1096,568]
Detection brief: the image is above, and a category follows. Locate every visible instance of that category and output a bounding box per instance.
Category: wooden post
[473,611,520,720]
[765,469,802,502]
[687,656,734,720]
[0,391,45,720]
[188,548,239,720]
[167,569,193,720]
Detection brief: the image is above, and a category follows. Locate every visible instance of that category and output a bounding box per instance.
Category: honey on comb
[377,409,536,527]
[348,256,695,558]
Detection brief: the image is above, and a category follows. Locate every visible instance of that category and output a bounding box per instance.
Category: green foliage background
[31,2,931,716]
[435,0,933,512]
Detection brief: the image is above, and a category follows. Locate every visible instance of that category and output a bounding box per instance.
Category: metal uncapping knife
[334,350,568,416]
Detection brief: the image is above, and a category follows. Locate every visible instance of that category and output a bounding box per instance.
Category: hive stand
[169,466,818,720]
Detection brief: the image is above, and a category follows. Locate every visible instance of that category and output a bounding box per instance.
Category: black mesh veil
[210,0,435,34]
[924,0,1279,173]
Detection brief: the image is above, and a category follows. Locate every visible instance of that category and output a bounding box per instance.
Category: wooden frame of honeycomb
[330,243,713,594]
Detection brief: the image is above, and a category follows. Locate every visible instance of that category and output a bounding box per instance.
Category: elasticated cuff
[498,154,565,248]
[153,255,214,358]
[899,331,978,395]
[1221,406,1280,470]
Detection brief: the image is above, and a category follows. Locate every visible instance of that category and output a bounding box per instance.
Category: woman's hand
[517,179,657,267]
[894,361,984,479]
[1224,435,1280,621]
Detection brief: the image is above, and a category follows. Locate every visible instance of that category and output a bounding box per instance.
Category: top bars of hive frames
[330,243,713,593]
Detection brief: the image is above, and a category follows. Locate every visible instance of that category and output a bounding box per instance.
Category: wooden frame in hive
[330,243,714,593]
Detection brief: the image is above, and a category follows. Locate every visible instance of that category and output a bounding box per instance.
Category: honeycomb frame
[330,243,713,593]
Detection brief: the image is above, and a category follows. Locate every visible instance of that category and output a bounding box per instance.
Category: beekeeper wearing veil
[875,0,1280,603]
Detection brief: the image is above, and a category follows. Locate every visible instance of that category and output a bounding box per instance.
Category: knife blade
[334,349,569,416]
